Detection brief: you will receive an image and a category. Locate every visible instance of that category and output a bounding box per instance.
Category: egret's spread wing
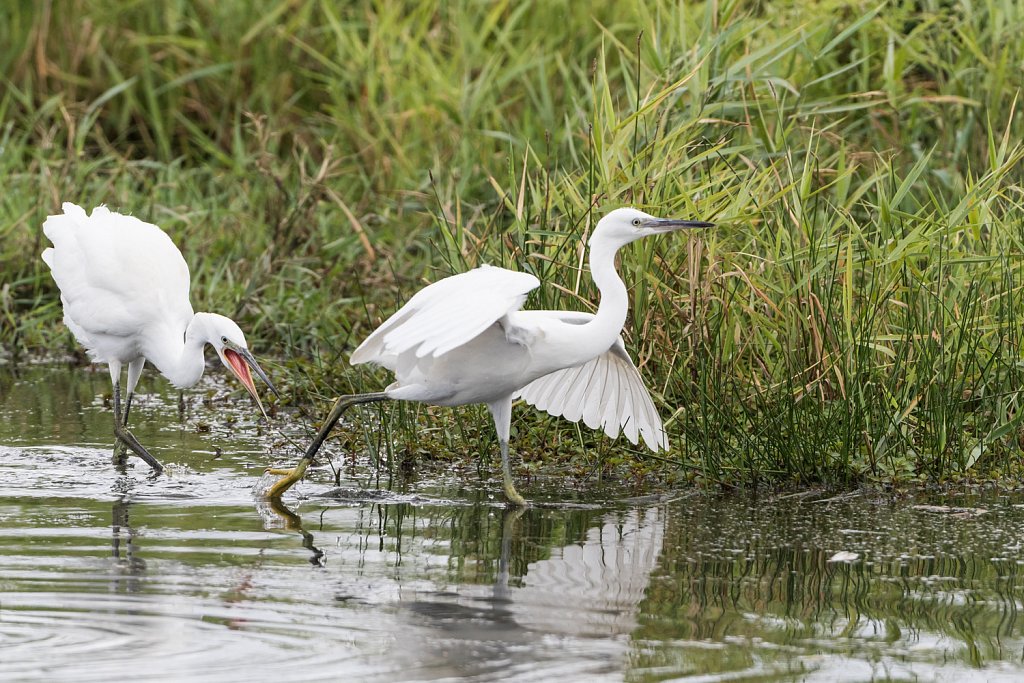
[352,264,540,365]
[41,203,193,341]
[514,314,667,451]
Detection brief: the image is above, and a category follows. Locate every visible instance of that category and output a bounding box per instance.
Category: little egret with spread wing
[41,203,278,472]
[265,207,713,505]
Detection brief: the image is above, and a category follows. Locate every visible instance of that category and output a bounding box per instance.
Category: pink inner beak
[223,348,266,417]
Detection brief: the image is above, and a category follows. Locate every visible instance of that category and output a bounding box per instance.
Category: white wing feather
[513,313,668,452]
[351,264,540,366]
[41,203,193,352]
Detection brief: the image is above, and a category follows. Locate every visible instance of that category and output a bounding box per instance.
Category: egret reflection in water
[110,497,146,593]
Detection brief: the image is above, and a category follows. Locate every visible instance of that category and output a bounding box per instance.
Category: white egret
[266,207,713,505]
[41,203,278,472]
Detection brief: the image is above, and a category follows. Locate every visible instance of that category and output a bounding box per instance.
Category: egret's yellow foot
[264,459,309,499]
[503,478,528,507]
[498,439,528,507]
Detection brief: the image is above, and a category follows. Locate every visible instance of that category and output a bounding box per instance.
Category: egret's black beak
[237,346,280,399]
[646,218,716,233]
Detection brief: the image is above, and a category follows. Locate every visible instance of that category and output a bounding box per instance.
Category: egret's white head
[191,313,279,418]
[590,207,714,249]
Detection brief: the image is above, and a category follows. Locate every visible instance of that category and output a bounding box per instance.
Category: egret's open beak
[646,218,716,233]
[221,342,279,420]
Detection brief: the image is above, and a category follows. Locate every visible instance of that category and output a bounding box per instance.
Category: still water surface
[2,365,1024,681]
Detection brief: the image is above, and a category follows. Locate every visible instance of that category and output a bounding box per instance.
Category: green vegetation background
[2,0,1023,488]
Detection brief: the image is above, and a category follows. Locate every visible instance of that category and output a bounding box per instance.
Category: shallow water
[3,365,1024,681]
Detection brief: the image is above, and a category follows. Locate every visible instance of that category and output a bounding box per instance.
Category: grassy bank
[2,0,1023,488]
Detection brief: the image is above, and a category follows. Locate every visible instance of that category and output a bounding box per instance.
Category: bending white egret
[266,207,712,505]
[41,203,278,472]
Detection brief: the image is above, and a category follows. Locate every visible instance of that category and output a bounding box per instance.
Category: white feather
[513,312,668,452]
[351,264,540,367]
[41,203,194,360]
[40,202,267,389]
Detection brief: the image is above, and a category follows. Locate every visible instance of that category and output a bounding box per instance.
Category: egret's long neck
[587,238,630,341]
[145,314,209,389]
[553,237,630,362]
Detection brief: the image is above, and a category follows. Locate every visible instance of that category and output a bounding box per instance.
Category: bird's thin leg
[112,380,129,469]
[113,389,134,462]
[112,379,164,473]
[121,392,134,427]
[488,397,528,507]
[121,358,145,428]
[265,392,390,499]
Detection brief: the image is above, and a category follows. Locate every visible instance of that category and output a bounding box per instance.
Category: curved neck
[146,314,210,389]
[587,238,630,338]
[553,238,629,362]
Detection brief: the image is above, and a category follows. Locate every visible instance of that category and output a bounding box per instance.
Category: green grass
[2,0,1024,489]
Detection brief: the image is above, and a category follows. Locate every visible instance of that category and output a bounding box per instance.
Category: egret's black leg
[111,381,128,469]
[112,390,135,461]
[122,392,134,428]
[113,380,164,473]
[265,392,390,498]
